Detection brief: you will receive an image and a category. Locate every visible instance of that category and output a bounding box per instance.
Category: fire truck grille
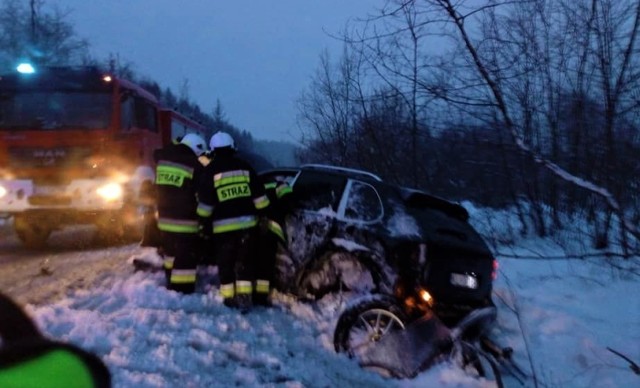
[9,147,92,168]
[28,195,72,206]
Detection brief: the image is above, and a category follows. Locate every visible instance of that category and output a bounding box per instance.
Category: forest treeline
[1,0,638,254]
[296,0,640,255]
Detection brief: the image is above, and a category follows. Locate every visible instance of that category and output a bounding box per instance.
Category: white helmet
[210,131,235,150]
[180,133,207,156]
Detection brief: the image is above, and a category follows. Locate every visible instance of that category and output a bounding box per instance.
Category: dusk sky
[55,0,383,142]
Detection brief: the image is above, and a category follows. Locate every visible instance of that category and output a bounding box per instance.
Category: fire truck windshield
[0,91,111,130]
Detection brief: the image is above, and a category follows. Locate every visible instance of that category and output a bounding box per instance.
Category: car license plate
[450,272,478,289]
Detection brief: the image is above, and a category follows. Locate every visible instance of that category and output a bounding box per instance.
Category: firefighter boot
[234,294,253,313]
[223,297,237,309]
[253,292,272,307]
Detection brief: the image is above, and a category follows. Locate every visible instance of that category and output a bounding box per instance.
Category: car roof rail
[301,164,383,182]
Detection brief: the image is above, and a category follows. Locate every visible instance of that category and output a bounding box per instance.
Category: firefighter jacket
[153,143,204,234]
[262,179,292,242]
[197,150,270,234]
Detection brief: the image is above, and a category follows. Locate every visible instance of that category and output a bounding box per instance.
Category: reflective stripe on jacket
[153,143,203,223]
[197,150,269,234]
[156,217,199,233]
[262,179,292,241]
[212,215,258,234]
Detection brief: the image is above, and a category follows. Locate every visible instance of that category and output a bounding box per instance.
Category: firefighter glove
[198,217,212,239]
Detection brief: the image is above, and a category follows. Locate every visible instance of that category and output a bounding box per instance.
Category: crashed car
[259,164,497,325]
[260,164,518,382]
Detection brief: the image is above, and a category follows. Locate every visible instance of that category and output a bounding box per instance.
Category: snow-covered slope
[1,205,638,387]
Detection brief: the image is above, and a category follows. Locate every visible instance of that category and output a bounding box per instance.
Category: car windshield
[0,91,111,130]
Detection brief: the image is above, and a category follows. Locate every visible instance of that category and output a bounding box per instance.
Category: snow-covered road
[0,223,137,306]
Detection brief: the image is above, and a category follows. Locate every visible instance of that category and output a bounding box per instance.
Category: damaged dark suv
[260,164,496,323]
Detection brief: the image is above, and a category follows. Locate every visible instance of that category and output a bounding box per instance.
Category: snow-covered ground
[4,205,639,387]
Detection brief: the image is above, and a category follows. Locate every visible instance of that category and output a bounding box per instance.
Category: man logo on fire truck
[0,63,208,247]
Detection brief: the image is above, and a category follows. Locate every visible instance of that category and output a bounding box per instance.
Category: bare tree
[343,0,443,186]
[0,0,89,70]
[296,49,363,165]
[424,0,640,249]
[296,45,429,185]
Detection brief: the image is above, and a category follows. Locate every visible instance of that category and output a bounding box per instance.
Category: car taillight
[418,288,434,307]
[492,259,499,280]
[418,243,427,266]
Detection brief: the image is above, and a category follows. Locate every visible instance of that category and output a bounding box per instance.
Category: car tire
[14,215,51,249]
[333,294,408,355]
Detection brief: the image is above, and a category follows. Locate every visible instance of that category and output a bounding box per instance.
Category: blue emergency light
[16,63,35,74]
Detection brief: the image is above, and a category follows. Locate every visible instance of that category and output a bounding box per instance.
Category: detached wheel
[334,294,408,357]
[14,216,51,249]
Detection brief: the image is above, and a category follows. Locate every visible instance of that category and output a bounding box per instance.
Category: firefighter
[254,176,292,306]
[154,133,207,293]
[197,131,270,311]
[0,292,111,387]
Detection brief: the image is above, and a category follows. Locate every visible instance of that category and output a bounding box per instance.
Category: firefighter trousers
[164,231,200,294]
[254,226,280,303]
[214,228,258,305]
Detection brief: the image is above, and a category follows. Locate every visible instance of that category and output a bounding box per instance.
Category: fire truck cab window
[120,95,158,132]
[134,98,158,132]
[120,95,134,130]
[0,92,111,130]
[171,120,188,140]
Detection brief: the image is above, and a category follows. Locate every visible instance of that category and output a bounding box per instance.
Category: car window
[341,180,383,223]
[291,171,346,212]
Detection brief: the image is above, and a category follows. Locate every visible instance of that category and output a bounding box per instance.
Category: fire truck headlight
[96,183,123,202]
[0,186,7,198]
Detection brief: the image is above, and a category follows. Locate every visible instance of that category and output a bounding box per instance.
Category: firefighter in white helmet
[197,131,270,311]
[154,133,207,293]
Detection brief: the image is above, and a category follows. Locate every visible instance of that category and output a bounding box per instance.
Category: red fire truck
[0,64,208,247]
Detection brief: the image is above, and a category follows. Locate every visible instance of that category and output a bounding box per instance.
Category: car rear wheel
[333,294,407,356]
